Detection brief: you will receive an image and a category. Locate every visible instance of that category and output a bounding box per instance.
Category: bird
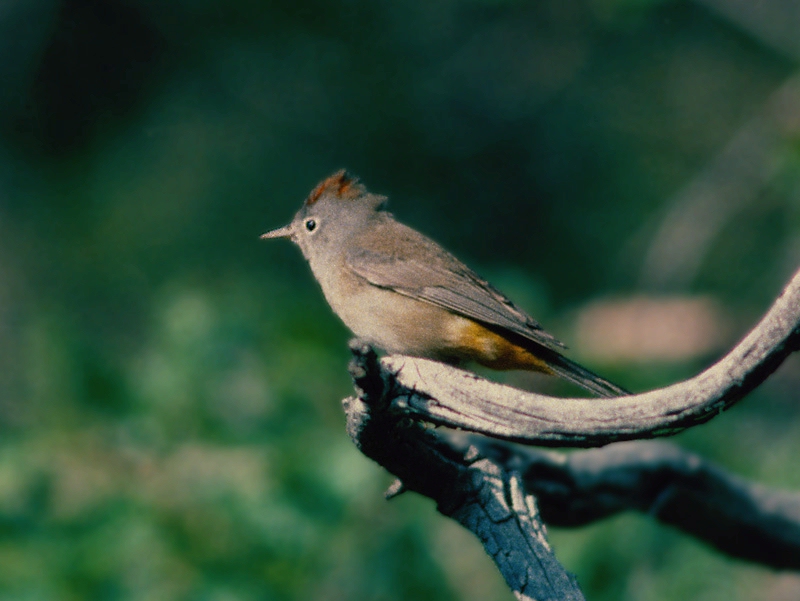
[262,170,627,397]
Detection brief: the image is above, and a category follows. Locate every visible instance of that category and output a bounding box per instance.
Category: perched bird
[262,170,626,397]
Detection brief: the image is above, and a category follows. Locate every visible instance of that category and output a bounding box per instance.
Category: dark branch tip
[384,478,407,500]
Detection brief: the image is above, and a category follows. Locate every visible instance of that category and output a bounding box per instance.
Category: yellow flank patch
[452,319,554,373]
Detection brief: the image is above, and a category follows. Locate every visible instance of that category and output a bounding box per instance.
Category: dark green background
[1,0,799,599]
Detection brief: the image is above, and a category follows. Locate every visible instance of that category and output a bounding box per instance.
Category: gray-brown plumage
[262,170,627,397]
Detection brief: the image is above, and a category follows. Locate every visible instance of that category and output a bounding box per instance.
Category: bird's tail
[544,353,629,398]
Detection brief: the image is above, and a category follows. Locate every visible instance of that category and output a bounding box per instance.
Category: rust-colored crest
[305,170,365,206]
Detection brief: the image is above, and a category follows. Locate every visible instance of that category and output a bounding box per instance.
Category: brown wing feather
[344,217,567,353]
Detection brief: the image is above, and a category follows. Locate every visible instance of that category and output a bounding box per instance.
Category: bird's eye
[305,219,317,232]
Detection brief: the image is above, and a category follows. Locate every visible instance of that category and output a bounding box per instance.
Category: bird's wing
[344,218,567,352]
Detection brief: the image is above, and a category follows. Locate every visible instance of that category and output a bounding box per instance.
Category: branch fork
[342,267,800,599]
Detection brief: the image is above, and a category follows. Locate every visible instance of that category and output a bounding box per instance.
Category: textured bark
[345,343,585,601]
[470,438,800,570]
[343,267,800,600]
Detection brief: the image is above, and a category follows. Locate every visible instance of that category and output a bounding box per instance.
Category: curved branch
[375,267,800,447]
[345,343,586,601]
[469,438,800,570]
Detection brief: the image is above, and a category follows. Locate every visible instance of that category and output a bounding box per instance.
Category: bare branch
[344,345,800,600]
[345,343,585,601]
[343,269,800,596]
[372,267,800,447]
[468,438,800,570]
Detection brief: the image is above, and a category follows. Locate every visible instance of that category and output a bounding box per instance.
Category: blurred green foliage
[0,0,799,599]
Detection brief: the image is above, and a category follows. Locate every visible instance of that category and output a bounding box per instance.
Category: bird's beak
[260,224,294,240]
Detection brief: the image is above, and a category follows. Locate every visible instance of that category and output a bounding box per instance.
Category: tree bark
[345,343,585,601]
[343,267,800,599]
[471,438,800,570]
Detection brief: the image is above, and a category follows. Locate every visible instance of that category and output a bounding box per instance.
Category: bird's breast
[308,254,461,356]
